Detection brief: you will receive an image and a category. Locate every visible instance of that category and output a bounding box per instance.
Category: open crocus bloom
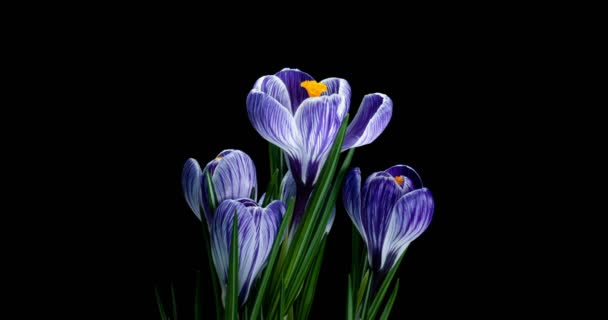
[343,165,434,273]
[211,198,284,306]
[182,149,257,224]
[247,68,392,188]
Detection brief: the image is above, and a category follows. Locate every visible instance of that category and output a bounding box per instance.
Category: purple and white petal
[385,164,423,194]
[212,199,261,305]
[247,90,302,157]
[201,151,231,221]
[212,150,258,204]
[361,173,403,270]
[203,149,235,177]
[253,75,291,112]
[274,68,315,114]
[182,158,204,221]
[342,168,364,239]
[321,77,351,119]
[252,200,284,275]
[342,93,393,151]
[380,188,434,271]
[210,198,284,305]
[294,95,344,185]
[211,199,256,305]
[242,200,284,303]
[280,171,297,204]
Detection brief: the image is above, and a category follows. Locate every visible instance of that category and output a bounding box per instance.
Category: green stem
[360,273,374,320]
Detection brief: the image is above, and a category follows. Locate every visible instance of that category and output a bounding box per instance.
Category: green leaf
[262,168,279,206]
[202,221,222,320]
[284,148,355,309]
[269,116,354,316]
[360,273,373,319]
[194,271,202,320]
[378,279,400,320]
[286,115,350,258]
[205,171,218,211]
[356,270,370,312]
[170,281,178,320]
[287,148,355,299]
[295,238,326,319]
[351,225,362,290]
[347,274,354,320]
[269,143,285,179]
[284,115,350,256]
[225,210,239,320]
[367,252,406,320]
[281,117,350,288]
[279,278,285,320]
[249,197,295,320]
[155,285,167,320]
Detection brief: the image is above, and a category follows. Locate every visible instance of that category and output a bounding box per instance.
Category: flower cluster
[180,68,435,317]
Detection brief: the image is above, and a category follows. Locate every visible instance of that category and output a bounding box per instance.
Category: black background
[18,5,596,318]
[91,20,531,319]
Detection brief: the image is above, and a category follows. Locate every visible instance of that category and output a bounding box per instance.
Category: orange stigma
[300,80,327,97]
[394,176,404,186]
[215,156,223,161]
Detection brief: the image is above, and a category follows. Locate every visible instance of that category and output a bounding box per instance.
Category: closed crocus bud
[343,165,434,273]
[182,149,257,224]
[211,198,284,306]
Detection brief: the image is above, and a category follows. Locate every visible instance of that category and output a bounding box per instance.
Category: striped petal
[201,150,257,222]
[342,93,393,151]
[294,94,344,186]
[212,150,258,203]
[342,168,364,240]
[384,164,423,194]
[210,199,256,305]
[211,198,284,305]
[247,90,302,157]
[321,77,351,119]
[253,75,291,112]
[361,172,403,271]
[274,68,315,114]
[380,188,434,272]
[182,158,204,221]
[280,171,296,204]
[251,200,284,278]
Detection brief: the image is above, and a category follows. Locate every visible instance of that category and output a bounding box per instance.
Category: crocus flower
[211,198,284,305]
[247,68,392,187]
[247,68,392,224]
[182,149,257,224]
[343,165,434,273]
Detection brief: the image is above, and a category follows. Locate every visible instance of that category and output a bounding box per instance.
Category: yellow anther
[300,80,327,97]
[394,176,404,186]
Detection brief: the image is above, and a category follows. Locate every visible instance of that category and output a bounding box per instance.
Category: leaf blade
[170,281,178,320]
[347,274,354,320]
[367,252,406,319]
[155,286,167,320]
[378,279,400,320]
[225,211,239,320]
